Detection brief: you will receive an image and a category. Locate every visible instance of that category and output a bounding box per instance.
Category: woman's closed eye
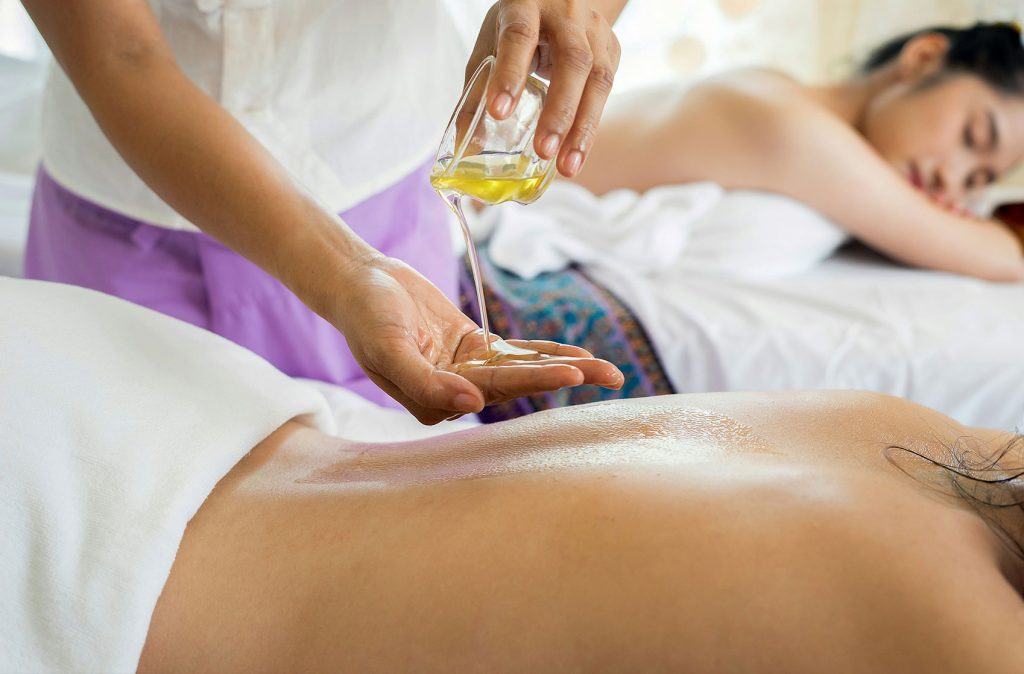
[963,111,999,190]
[965,167,996,191]
[963,110,999,152]
[964,123,978,150]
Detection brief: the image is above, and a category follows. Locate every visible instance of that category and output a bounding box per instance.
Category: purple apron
[24,163,455,408]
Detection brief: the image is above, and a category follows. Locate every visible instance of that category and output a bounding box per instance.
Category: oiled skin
[139,391,1024,673]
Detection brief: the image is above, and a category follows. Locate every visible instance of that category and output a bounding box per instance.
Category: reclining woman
[4,277,1024,673]
[575,22,1024,281]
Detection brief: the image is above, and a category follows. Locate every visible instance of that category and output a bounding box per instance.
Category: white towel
[0,172,32,278]
[0,278,335,673]
[482,181,848,281]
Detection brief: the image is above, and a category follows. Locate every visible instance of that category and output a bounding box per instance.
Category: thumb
[373,340,485,414]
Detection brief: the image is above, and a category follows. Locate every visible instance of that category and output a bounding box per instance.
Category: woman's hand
[327,254,624,425]
[466,0,625,178]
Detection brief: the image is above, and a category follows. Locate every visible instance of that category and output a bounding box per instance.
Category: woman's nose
[931,162,968,204]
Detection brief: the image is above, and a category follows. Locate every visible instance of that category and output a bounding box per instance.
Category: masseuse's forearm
[22,0,372,312]
[82,61,374,309]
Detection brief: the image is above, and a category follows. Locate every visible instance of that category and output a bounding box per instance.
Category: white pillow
[679,189,849,281]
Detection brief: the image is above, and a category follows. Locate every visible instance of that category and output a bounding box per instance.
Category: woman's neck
[807,66,899,133]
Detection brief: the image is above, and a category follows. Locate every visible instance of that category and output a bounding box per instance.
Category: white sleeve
[0,277,334,674]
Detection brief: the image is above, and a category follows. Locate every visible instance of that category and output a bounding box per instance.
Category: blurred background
[614,0,1017,89]
[1,0,1022,273]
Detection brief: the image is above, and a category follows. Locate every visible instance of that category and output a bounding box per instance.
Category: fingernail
[565,150,583,176]
[455,393,480,412]
[602,373,624,388]
[541,133,560,158]
[493,92,513,118]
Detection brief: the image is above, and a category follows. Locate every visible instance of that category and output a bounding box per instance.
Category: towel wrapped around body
[0,278,335,673]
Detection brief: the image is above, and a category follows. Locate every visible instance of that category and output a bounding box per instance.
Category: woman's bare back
[139,391,1024,673]
[573,67,1024,281]
[574,69,806,195]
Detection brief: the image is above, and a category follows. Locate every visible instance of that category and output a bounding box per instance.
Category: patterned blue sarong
[460,244,673,422]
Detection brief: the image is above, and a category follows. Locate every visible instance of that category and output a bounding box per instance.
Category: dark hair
[863,22,1024,94]
[886,434,1024,559]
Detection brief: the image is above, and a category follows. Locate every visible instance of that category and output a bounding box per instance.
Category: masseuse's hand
[467,0,624,178]
[329,254,624,425]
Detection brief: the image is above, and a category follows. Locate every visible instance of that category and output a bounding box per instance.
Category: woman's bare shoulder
[677,68,842,165]
[703,66,802,90]
[692,67,816,109]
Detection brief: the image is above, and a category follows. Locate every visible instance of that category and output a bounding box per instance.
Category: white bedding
[484,182,1024,431]
[4,171,1024,433]
[0,278,471,673]
[0,278,339,672]
[596,245,1024,431]
[0,172,31,278]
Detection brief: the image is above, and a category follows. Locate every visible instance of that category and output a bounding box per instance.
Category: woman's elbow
[972,255,1024,283]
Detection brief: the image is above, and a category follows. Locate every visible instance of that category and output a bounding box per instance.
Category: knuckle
[491,385,516,402]
[588,62,615,93]
[546,105,577,133]
[495,63,527,87]
[561,43,594,73]
[571,119,598,147]
[484,373,513,402]
[500,18,539,46]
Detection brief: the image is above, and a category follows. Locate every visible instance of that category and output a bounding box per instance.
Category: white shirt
[40,0,489,231]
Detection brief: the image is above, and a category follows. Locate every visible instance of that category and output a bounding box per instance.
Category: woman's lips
[907,163,925,191]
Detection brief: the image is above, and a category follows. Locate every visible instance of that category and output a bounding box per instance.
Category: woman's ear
[896,33,950,82]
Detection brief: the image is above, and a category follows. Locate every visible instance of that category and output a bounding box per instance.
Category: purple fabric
[24,164,455,408]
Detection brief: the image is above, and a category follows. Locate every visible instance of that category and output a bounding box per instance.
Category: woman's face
[861,72,1024,209]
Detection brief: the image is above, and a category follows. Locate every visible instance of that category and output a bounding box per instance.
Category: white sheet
[484,183,1024,431]
[0,276,475,673]
[0,51,45,278]
[0,172,32,277]
[305,379,477,441]
[0,278,339,673]
[596,246,1024,431]
[482,181,849,281]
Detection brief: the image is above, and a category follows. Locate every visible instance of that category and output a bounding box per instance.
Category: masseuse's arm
[21,0,624,424]
[467,0,628,178]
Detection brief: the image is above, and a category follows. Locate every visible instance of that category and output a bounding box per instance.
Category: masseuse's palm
[333,256,623,425]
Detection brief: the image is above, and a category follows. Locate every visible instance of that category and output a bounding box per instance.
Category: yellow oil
[452,338,547,373]
[430,153,547,206]
[432,152,551,366]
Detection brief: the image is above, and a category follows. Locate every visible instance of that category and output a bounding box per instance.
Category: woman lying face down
[140,388,1024,673]
[575,23,1024,281]
[6,279,1024,673]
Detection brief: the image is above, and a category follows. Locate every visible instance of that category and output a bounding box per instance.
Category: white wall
[614,0,1017,91]
[612,0,1024,190]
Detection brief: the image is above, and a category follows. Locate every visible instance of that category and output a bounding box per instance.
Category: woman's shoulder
[692,67,822,116]
[666,67,844,166]
[704,66,802,90]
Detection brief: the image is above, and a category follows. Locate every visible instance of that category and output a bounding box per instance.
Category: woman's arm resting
[761,100,1024,282]
[665,82,1024,282]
